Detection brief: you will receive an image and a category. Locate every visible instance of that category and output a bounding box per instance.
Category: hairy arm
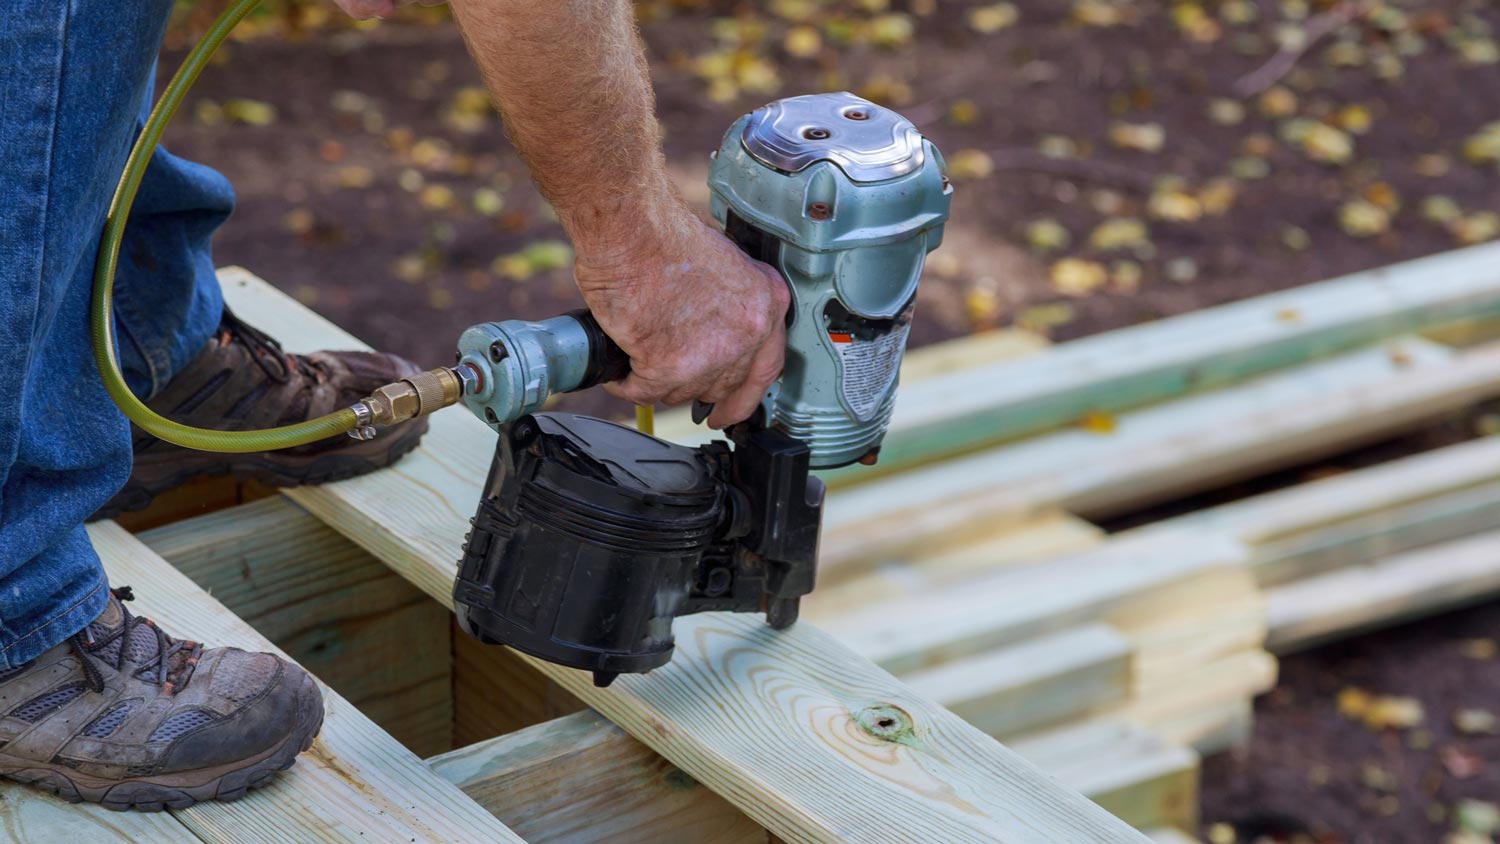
[440,0,791,425]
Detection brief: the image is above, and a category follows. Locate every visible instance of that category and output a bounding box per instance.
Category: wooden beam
[138,498,453,757]
[222,268,1153,844]
[899,625,1130,739]
[87,521,528,844]
[430,710,769,844]
[0,787,205,844]
[452,621,584,745]
[1266,529,1500,652]
[821,530,1250,676]
[1009,720,1198,832]
[827,243,1500,486]
[820,336,1500,577]
[1138,435,1500,586]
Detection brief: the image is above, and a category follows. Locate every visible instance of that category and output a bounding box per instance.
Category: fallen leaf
[1421,195,1464,224]
[1088,217,1151,251]
[1443,744,1485,779]
[1460,638,1497,660]
[1166,256,1199,284]
[221,98,277,126]
[948,99,979,126]
[1359,762,1398,792]
[1281,118,1354,165]
[1258,86,1299,118]
[1024,219,1072,252]
[1051,258,1110,296]
[1108,121,1166,153]
[1014,302,1075,334]
[1149,186,1203,222]
[1208,98,1247,126]
[1078,410,1117,434]
[947,149,995,181]
[1339,199,1391,238]
[784,25,822,58]
[1455,709,1500,735]
[1453,212,1500,245]
[1457,800,1500,835]
[968,2,1020,34]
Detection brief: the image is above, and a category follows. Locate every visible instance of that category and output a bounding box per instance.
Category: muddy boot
[95,308,429,520]
[0,587,323,811]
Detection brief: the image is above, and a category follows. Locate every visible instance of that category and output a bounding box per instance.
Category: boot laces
[219,308,327,384]
[68,587,203,696]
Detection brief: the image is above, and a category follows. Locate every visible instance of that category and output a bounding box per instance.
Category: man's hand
[446,0,790,427]
[573,207,789,429]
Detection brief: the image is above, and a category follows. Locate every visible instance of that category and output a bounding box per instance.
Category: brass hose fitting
[348,367,464,440]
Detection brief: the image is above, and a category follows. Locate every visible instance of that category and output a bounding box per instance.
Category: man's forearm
[447,0,688,261]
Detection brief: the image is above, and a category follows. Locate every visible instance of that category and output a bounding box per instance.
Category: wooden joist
[1267,528,1500,652]
[81,521,527,844]
[138,498,454,756]
[429,710,768,844]
[222,269,1154,844]
[819,336,1500,577]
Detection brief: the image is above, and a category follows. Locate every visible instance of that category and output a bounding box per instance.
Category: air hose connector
[348,367,464,440]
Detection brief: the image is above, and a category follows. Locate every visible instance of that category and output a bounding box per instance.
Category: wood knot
[854,704,916,745]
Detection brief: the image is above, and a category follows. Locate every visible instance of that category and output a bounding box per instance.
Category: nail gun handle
[567,309,631,392]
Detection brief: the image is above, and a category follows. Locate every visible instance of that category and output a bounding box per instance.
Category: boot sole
[0,671,325,812]
[92,418,428,522]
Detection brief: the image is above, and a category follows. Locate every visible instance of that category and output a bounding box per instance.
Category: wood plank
[0,787,205,844]
[821,530,1250,676]
[1139,435,1500,586]
[431,710,768,844]
[899,626,1131,739]
[138,498,453,757]
[1009,720,1199,832]
[805,509,1103,614]
[1267,529,1500,653]
[818,243,1500,486]
[223,268,1154,844]
[1109,650,1277,751]
[820,336,1500,578]
[88,521,528,844]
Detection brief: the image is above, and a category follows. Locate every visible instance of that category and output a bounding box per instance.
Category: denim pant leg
[0,0,229,669]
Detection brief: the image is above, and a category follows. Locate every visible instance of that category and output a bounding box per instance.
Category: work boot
[95,308,429,520]
[0,587,323,811]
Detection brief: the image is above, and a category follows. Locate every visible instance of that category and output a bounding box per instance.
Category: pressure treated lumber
[1008,720,1198,832]
[0,786,204,844]
[821,530,1250,675]
[431,709,769,844]
[1267,528,1500,652]
[88,521,528,844]
[820,336,1500,576]
[899,625,1131,739]
[1140,435,1500,586]
[436,708,1197,843]
[222,268,1154,844]
[673,243,1500,486]
[138,498,453,756]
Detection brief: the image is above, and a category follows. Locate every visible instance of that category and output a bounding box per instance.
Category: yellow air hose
[91,0,364,452]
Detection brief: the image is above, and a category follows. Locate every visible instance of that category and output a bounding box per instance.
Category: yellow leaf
[1339,199,1390,238]
[1024,218,1071,252]
[947,148,995,181]
[1050,259,1109,296]
[418,184,455,211]
[1078,410,1118,434]
[1149,188,1203,222]
[1257,86,1298,118]
[1088,217,1150,251]
[1015,302,1076,334]
[870,13,915,47]
[1107,122,1165,153]
[784,25,822,58]
[948,99,979,127]
[221,98,276,126]
[968,3,1020,34]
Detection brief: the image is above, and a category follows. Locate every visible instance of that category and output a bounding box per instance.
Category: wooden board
[221,268,1154,844]
[1139,435,1500,586]
[1267,529,1500,653]
[431,709,768,844]
[899,625,1131,739]
[1009,720,1199,832]
[819,337,1500,577]
[821,530,1250,675]
[452,621,585,746]
[138,498,453,757]
[87,521,528,844]
[0,786,205,844]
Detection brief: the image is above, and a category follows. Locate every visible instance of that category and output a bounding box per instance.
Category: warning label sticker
[831,320,909,422]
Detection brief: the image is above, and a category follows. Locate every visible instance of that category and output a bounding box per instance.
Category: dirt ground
[156,1,1500,840]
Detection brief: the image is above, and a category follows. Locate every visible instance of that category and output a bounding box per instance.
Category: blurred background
[159,1,1499,841]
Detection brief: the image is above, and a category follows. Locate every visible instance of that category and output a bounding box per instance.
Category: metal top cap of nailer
[740,92,924,182]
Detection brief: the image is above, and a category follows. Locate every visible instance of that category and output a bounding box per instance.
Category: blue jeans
[0,0,230,669]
